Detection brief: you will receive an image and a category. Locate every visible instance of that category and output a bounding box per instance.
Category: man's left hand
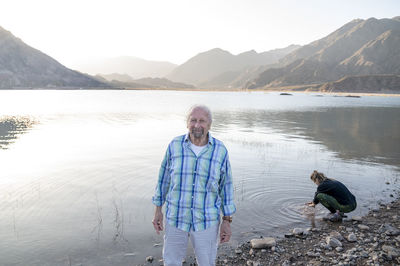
[219,220,232,243]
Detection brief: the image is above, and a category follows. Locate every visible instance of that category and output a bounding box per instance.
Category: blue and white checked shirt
[152,133,236,232]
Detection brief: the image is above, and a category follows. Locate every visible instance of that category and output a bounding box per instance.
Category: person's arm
[151,146,171,233]
[152,206,164,234]
[219,152,236,243]
[312,181,330,204]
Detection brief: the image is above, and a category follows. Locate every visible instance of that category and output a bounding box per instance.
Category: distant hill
[95,75,194,89]
[0,26,108,89]
[316,75,400,93]
[74,56,177,79]
[166,45,300,86]
[246,17,400,91]
[96,73,194,89]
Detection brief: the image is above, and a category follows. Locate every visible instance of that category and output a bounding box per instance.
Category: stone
[329,231,344,241]
[351,216,362,222]
[146,256,154,262]
[336,247,343,252]
[358,224,370,230]
[293,228,303,235]
[250,237,276,249]
[326,236,342,248]
[235,248,243,254]
[382,245,400,258]
[306,251,320,257]
[347,233,357,242]
[124,253,136,257]
[284,233,294,238]
[378,224,400,236]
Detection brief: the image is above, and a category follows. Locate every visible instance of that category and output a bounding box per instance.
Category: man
[307,170,357,222]
[152,105,236,266]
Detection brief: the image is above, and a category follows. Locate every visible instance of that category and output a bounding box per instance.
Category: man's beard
[191,128,204,139]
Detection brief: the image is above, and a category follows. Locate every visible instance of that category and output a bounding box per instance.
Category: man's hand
[152,206,163,234]
[306,201,315,207]
[219,220,232,243]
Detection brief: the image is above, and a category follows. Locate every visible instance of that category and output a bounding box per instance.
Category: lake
[0,90,399,265]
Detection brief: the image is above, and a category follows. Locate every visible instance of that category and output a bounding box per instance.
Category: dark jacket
[313,179,356,206]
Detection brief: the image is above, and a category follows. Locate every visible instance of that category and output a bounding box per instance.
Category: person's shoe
[339,212,347,218]
[329,213,343,222]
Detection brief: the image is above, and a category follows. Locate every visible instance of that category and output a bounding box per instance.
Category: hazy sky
[0,0,399,67]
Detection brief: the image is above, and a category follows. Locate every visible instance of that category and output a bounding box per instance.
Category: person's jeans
[163,223,219,266]
[316,193,357,213]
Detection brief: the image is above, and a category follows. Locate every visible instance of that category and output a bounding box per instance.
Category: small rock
[235,248,243,254]
[358,224,370,231]
[379,223,400,236]
[306,251,320,257]
[330,231,344,241]
[124,253,136,257]
[336,247,343,252]
[293,228,303,235]
[382,245,400,258]
[347,233,357,242]
[249,249,254,255]
[146,256,154,263]
[351,216,362,222]
[250,237,276,249]
[284,233,294,238]
[326,236,342,248]
[271,246,275,252]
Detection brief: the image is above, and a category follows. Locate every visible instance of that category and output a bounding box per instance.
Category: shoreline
[1,88,400,97]
[215,192,400,266]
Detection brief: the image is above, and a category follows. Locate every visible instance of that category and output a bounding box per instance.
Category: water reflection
[214,107,400,166]
[0,116,36,149]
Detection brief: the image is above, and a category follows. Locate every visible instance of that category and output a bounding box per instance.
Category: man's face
[187,108,211,139]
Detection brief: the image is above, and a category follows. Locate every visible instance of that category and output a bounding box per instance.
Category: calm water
[0,90,399,265]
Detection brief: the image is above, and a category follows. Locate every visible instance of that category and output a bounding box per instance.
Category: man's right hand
[152,206,163,234]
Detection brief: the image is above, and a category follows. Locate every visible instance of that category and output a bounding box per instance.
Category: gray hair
[186,105,212,124]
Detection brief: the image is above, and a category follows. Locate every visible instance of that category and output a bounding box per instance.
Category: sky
[0,0,399,67]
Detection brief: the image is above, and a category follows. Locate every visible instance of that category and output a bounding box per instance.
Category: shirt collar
[184,132,214,145]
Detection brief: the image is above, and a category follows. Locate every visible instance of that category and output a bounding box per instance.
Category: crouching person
[307,170,357,222]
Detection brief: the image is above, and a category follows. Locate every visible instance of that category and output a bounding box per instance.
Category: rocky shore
[215,195,400,266]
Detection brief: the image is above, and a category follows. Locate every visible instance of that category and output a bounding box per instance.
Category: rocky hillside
[0,26,108,89]
[75,56,177,79]
[246,17,400,91]
[316,75,400,93]
[96,74,194,89]
[166,45,300,86]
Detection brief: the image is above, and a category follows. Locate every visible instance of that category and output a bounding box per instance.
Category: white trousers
[163,223,219,266]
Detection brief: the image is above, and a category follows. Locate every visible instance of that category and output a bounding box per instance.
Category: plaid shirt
[152,133,236,232]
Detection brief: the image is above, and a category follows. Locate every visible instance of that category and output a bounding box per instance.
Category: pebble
[382,245,400,258]
[347,233,357,242]
[326,236,342,248]
[250,237,276,249]
[358,224,370,230]
[235,248,243,254]
[293,228,303,235]
[351,216,362,222]
[329,231,344,241]
[146,256,154,262]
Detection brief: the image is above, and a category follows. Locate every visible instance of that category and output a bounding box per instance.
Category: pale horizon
[0,0,399,68]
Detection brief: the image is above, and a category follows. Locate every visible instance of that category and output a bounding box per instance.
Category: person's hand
[152,207,163,234]
[219,220,232,243]
[306,202,315,207]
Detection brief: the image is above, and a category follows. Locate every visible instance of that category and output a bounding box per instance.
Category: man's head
[186,105,212,141]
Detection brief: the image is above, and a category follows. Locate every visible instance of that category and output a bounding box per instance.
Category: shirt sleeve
[219,152,236,216]
[152,146,171,206]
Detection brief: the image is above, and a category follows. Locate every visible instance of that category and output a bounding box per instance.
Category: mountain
[95,74,194,89]
[166,45,300,86]
[316,75,400,93]
[74,56,177,79]
[0,26,108,89]
[246,17,400,90]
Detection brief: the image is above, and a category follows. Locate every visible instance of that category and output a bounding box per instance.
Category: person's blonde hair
[310,170,328,183]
